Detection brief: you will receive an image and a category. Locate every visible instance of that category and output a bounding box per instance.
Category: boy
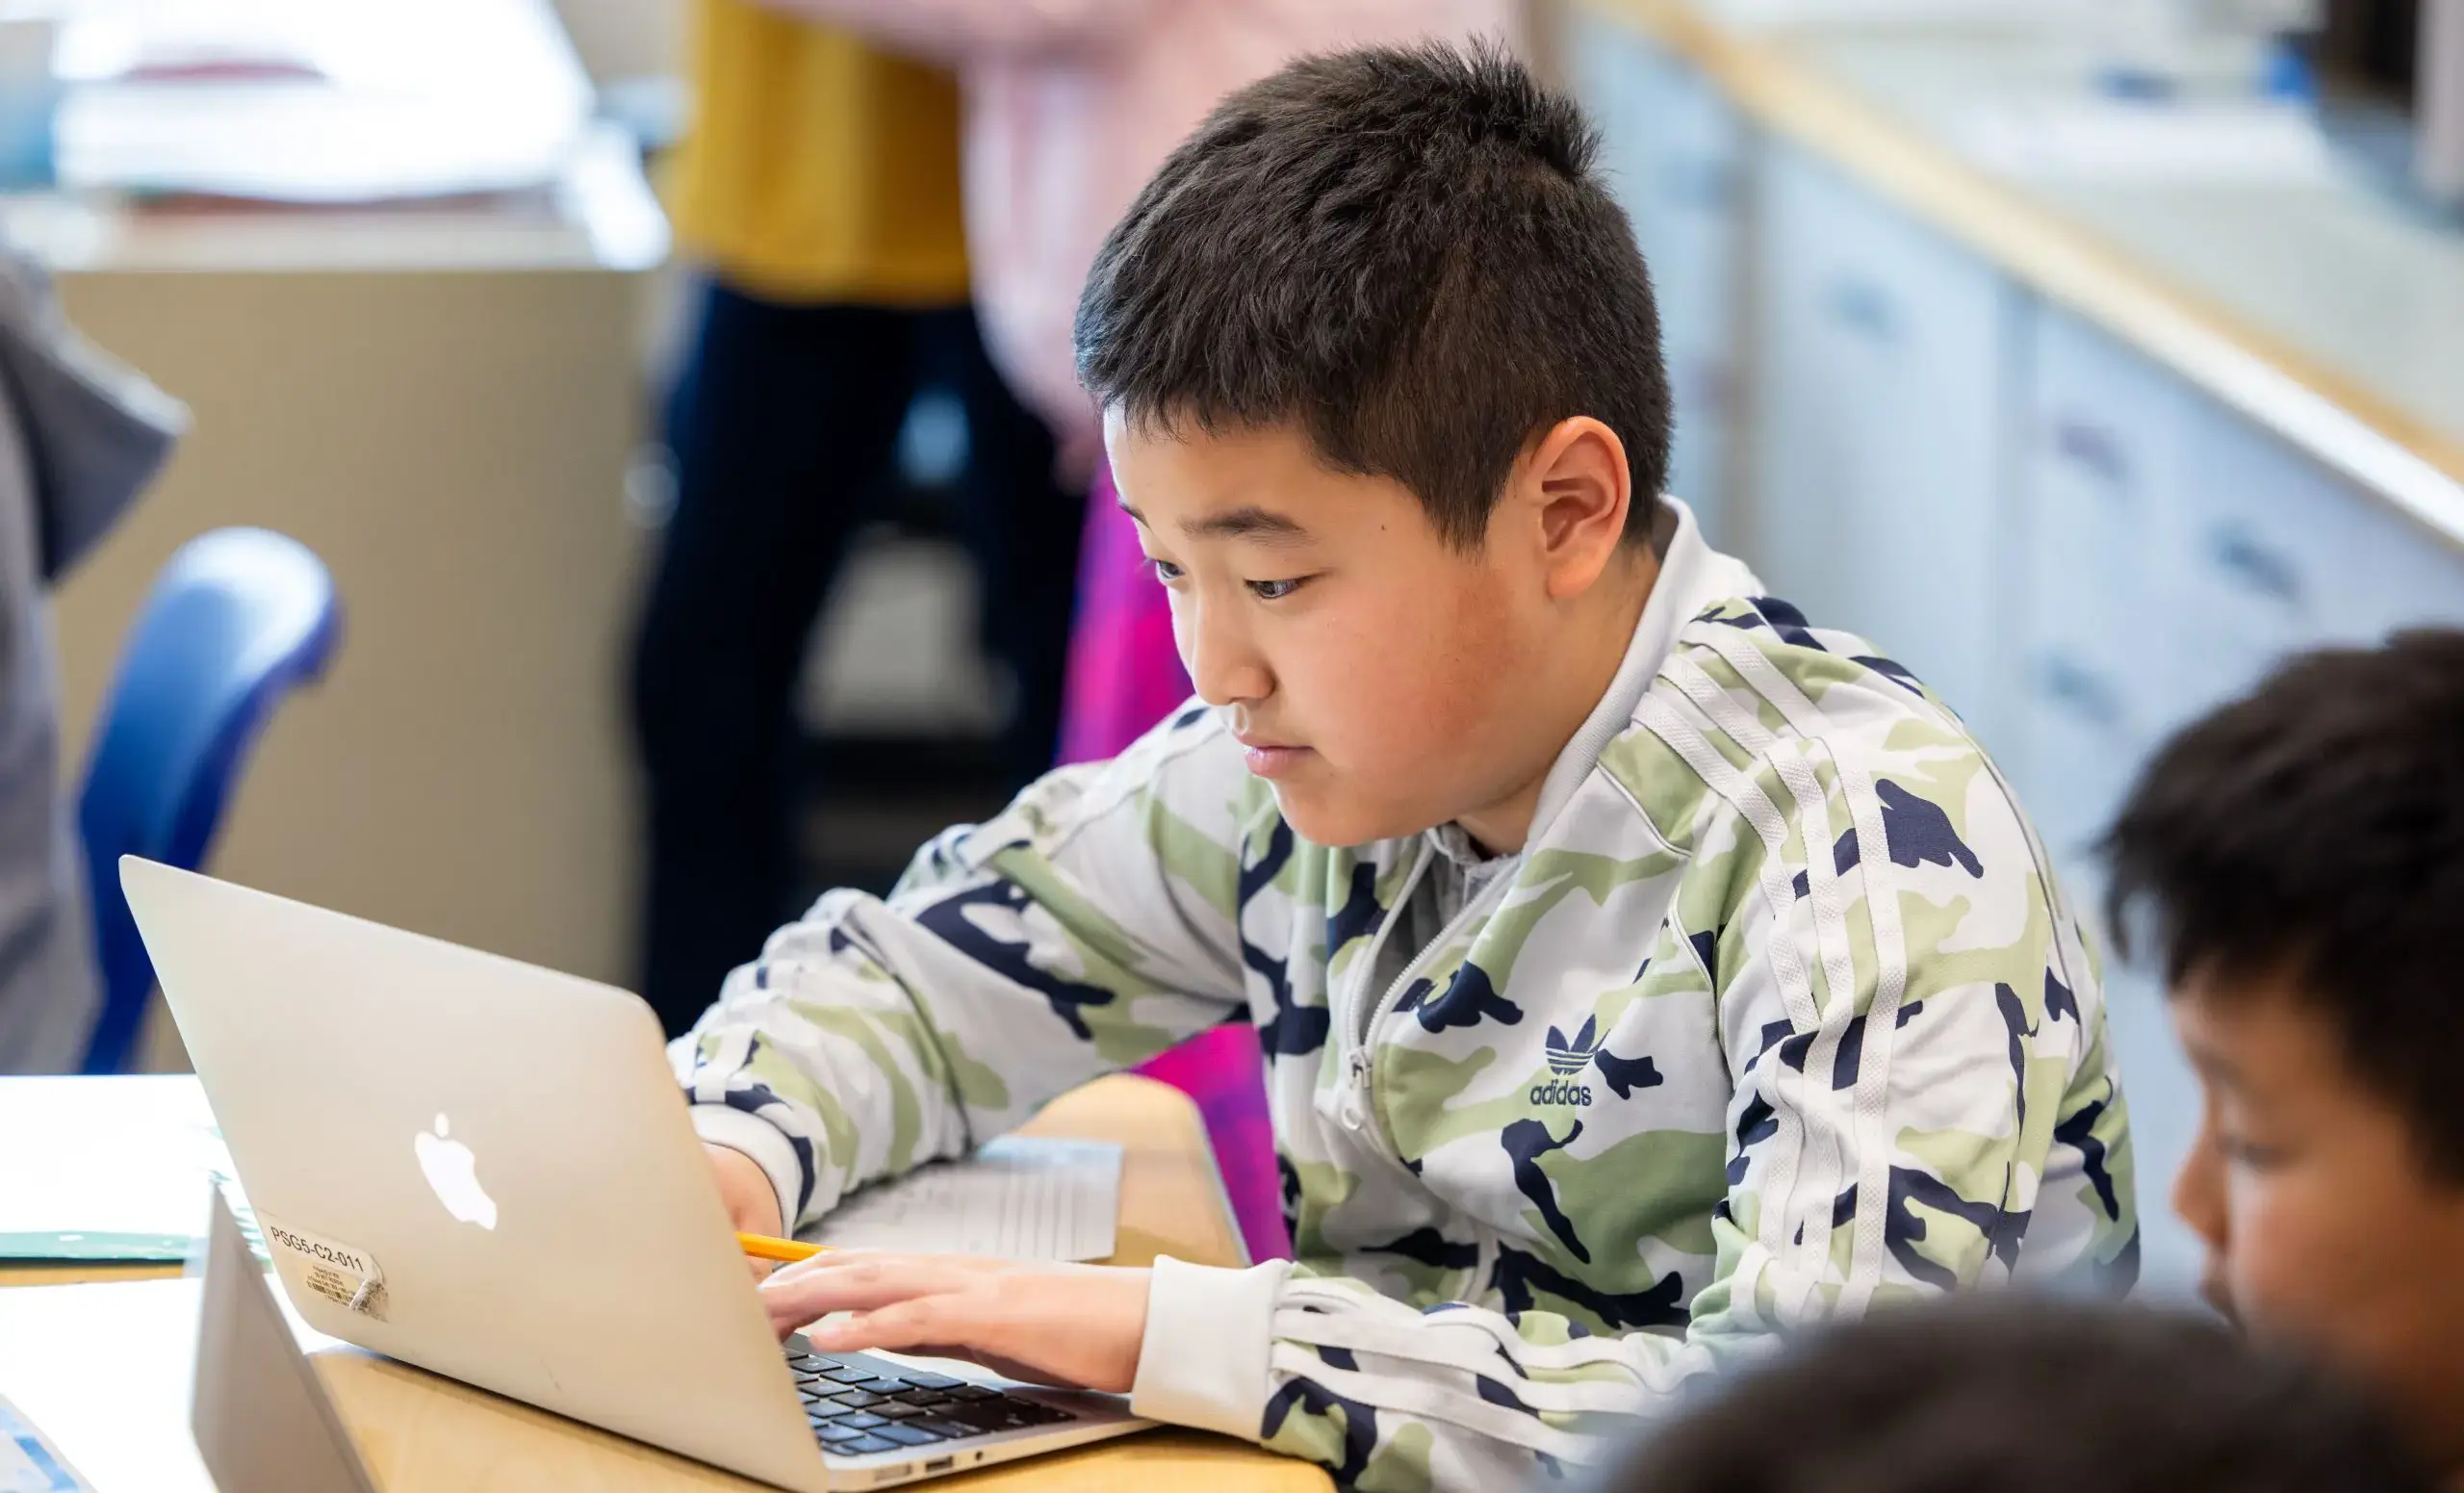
[1601,1300,2427,1492]
[681,42,2138,1489]
[2104,630,2464,1482]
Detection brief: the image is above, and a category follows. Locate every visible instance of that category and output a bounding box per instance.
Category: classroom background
[0,0,2459,1318]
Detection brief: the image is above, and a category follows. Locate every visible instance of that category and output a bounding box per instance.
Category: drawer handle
[2207,523,2302,606]
[1826,277,1898,343]
[2051,416,2132,490]
[2040,655,2123,729]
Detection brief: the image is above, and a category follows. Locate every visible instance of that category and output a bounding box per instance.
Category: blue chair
[77,528,342,1073]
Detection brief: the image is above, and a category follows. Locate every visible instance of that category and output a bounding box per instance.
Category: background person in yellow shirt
[632,7,1081,1036]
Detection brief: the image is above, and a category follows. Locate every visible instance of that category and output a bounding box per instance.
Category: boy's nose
[1181,605,1271,708]
[2171,1106,2230,1259]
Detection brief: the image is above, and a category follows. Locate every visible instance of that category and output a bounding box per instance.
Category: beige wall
[54,270,652,1031]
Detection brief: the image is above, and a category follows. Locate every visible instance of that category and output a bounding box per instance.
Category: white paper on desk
[805,1138,1122,1263]
[0,1076,229,1251]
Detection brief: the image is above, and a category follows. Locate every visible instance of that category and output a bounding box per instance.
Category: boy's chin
[1267,782,1432,850]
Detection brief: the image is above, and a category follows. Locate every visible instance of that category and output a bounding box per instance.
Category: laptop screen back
[191,1193,376,1493]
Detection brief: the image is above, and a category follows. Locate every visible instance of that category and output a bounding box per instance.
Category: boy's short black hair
[2102,629,2464,1180]
[1602,1300,2427,1493]
[1073,40,1673,549]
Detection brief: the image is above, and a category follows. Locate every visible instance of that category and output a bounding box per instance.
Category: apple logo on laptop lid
[414,1114,498,1230]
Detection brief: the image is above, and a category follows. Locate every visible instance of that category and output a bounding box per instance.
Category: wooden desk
[0,1075,1327,1493]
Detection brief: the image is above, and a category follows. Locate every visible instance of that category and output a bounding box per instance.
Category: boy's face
[2170,967,2464,1469]
[1106,416,1631,850]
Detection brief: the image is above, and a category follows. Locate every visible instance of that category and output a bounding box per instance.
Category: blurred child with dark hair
[1596,1300,2427,1493]
[2106,628,2464,1482]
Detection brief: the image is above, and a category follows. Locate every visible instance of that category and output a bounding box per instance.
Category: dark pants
[629,283,1082,1038]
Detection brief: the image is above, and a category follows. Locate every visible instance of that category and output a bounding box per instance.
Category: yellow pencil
[737,1230,831,1264]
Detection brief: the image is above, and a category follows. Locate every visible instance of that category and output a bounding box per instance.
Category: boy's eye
[1146,557,1187,584]
[1246,576,1310,601]
[2219,1133,2289,1171]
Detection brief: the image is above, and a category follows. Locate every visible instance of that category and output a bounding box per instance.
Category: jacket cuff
[1129,1254,1293,1439]
[690,1104,803,1234]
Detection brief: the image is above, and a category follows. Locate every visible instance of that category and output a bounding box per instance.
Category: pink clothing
[1058,462,1189,766]
[1137,1023,1288,1260]
[758,0,1516,461]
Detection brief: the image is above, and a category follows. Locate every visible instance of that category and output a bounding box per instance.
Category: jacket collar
[1499,496,1762,854]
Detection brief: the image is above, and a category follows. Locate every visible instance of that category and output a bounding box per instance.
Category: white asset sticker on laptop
[0,1395,92,1493]
[257,1213,390,1321]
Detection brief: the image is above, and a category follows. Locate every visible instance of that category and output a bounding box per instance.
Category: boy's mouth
[1235,734,1313,779]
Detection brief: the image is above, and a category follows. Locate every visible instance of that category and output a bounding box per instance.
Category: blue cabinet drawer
[1750,142,2016,744]
[2166,392,2359,720]
[2019,308,2181,687]
[2336,495,2464,643]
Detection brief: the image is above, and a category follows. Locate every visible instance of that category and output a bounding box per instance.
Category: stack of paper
[807,1139,1124,1263]
[47,0,592,201]
[0,1075,233,1262]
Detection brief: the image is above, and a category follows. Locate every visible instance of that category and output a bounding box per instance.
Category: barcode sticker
[256,1213,390,1321]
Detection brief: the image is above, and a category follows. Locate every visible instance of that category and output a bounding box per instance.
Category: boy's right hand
[706,1143,785,1278]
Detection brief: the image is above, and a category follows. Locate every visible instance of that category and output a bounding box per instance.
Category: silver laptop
[193,1188,380,1493]
[123,857,1147,1491]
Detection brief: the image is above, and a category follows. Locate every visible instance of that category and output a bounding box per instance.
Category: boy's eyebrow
[1117,499,1312,546]
[2178,1030,2245,1092]
[1187,506,1312,544]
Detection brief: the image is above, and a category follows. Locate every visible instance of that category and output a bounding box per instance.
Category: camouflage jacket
[678,502,2140,1491]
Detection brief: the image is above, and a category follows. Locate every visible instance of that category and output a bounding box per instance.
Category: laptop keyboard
[786,1349,1078,1457]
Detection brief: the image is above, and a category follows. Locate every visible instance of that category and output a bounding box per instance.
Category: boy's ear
[1520,416,1632,600]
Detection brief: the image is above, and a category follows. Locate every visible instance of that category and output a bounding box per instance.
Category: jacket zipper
[1338,847,1519,1163]
[1334,844,1429,1145]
